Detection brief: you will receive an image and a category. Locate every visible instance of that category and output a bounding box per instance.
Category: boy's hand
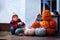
[18,22,23,25]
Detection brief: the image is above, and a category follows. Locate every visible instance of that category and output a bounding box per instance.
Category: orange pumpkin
[40,21,49,28]
[46,28,55,35]
[49,20,56,29]
[32,21,40,28]
[42,10,52,21]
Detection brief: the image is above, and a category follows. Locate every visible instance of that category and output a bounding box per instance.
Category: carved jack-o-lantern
[32,21,40,28]
[42,10,52,21]
[40,21,49,28]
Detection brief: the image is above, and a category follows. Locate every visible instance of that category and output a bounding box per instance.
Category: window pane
[47,0,56,12]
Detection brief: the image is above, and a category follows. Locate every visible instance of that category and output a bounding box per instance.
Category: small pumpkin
[42,10,52,21]
[24,28,35,35]
[35,28,46,36]
[49,20,56,29]
[46,28,55,35]
[32,21,40,28]
[40,21,49,28]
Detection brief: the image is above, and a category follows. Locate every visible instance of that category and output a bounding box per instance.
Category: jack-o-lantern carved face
[40,21,49,28]
[42,10,52,21]
[40,20,56,29]
[49,20,56,29]
[32,21,40,28]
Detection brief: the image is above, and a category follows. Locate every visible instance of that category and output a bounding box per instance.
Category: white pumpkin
[35,28,46,36]
[24,28,35,35]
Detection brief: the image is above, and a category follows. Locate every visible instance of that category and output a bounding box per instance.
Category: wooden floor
[0,31,60,40]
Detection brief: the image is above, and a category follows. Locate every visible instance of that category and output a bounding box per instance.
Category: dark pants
[10,26,24,35]
[10,27,15,35]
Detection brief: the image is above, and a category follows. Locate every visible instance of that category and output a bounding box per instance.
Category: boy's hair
[12,14,18,18]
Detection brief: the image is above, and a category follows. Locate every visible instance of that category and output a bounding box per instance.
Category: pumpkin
[32,21,40,28]
[35,28,46,36]
[46,28,55,35]
[42,10,52,21]
[40,21,49,28]
[24,28,35,35]
[49,20,56,29]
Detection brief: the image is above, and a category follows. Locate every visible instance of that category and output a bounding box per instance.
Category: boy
[10,14,25,35]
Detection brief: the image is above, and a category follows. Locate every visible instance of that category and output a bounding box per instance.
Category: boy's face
[12,16,18,21]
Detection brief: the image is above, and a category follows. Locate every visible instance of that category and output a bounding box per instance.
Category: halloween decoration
[49,20,56,29]
[32,21,40,28]
[40,21,49,28]
[24,28,35,35]
[46,28,55,35]
[35,28,46,36]
[31,10,57,35]
[42,10,52,21]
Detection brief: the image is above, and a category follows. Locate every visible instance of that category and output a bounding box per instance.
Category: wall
[0,0,25,23]
[25,0,40,26]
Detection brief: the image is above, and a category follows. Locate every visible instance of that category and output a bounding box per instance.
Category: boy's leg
[15,28,24,35]
[10,27,15,35]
